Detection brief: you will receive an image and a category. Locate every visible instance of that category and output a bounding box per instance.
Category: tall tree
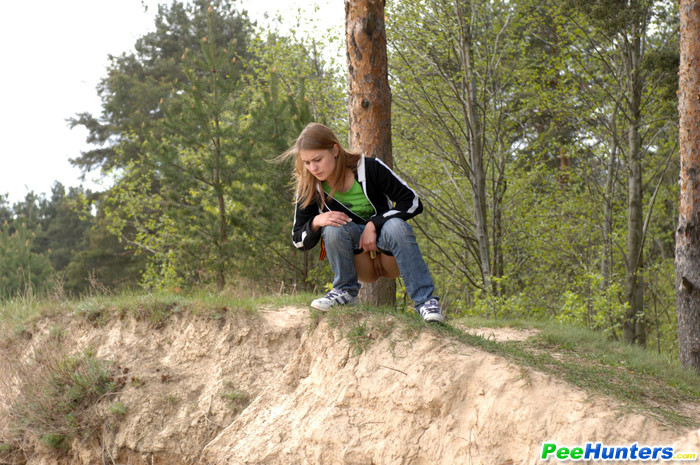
[345,0,395,306]
[245,28,345,290]
[676,0,700,374]
[560,0,678,344]
[69,0,254,174]
[388,0,521,294]
[103,4,249,291]
[621,0,647,345]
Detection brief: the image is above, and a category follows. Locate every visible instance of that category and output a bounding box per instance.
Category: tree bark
[345,0,395,307]
[676,0,700,374]
[602,106,619,293]
[622,19,646,345]
[211,29,226,293]
[455,1,491,291]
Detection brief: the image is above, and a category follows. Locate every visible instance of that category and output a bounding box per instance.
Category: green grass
[4,348,120,452]
[322,303,420,357]
[109,402,127,417]
[0,291,69,338]
[454,316,700,401]
[221,383,250,413]
[441,316,700,427]
[0,288,316,335]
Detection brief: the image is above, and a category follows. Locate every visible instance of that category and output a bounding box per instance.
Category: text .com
[541,442,698,461]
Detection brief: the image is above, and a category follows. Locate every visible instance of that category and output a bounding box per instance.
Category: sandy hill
[0,305,698,464]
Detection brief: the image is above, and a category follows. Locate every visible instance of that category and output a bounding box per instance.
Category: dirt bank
[1,306,698,464]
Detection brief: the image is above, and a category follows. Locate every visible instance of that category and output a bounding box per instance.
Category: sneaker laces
[325,289,344,300]
[421,298,441,313]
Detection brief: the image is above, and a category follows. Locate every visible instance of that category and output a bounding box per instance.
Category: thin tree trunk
[491,153,507,296]
[212,59,226,292]
[623,20,645,345]
[602,107,619,291]
[455,1,491,291]
[345,0,395,307]
[676,0,700,374]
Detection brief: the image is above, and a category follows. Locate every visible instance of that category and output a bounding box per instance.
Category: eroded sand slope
[1,306,697,465]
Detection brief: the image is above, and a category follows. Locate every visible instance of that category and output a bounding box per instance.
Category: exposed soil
[0,306,698,465]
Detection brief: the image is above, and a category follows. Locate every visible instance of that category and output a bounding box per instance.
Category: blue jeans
[321,218,436,309]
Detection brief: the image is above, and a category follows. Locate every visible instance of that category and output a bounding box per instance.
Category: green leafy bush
[556,278,629,338]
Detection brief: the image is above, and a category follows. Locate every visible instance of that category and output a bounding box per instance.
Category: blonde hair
[280,123,361,209]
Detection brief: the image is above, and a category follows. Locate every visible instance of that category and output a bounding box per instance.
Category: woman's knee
[322,224,351,246]
[380,218,414,246]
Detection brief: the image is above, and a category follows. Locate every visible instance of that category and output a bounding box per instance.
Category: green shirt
[323,179,375,220]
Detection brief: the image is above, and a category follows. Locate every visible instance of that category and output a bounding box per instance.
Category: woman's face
[299,145,338,181]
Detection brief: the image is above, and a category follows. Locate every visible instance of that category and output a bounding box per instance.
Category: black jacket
[292,155,423,251]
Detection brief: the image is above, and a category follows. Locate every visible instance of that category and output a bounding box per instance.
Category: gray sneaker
[310,289,358,312]
[418,298,444,323]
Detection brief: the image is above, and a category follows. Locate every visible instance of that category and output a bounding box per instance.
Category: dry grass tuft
[0,340,120,457]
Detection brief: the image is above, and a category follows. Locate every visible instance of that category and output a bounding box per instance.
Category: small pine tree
[0,222,53,298]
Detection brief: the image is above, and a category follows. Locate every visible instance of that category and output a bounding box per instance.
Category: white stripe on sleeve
[293,231,307,249]
[375,158,420,214]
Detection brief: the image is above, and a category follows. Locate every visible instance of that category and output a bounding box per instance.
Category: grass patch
[0,288,317,337]
[2,346,120,453]
[109,402,127,417]
[0,290,69,339]
[346,321,371,355]
[72,291,185,328]
[323,304,405,356]
[444,316,700,428]
[221,383,250,413]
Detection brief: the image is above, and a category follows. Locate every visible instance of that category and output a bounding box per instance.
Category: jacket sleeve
[369,158,423,232]
[292,200,323,251]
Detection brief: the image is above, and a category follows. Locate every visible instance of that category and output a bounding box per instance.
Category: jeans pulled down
[321,218,436,309]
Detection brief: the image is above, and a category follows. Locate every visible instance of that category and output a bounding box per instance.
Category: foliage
[388,0,527,291]
[107,8,250,291]
[556,280,629,338]
[62,210,145,294]
[0,221,53,299]
[109,402,127,417]
[68,0,255,174]
[386,0,680,354]
[1,0,687,358]
[86,2,345,293]
[221,383,250,413]
[32,184,94,273]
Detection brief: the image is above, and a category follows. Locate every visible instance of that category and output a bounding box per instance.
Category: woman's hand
[359,221,378,252]
[311,211,351,231]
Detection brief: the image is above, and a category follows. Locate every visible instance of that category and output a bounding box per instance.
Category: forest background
[0,0,681,357]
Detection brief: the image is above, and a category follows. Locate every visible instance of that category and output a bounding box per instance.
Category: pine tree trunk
[676,0,700,374]
[345,0,395,307]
